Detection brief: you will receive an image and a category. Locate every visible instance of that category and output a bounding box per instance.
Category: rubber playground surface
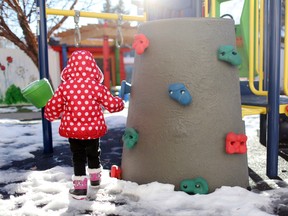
[0,110,124,176]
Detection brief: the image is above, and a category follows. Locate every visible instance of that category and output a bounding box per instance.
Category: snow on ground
[0,105,40,114]
[0,107,287,215]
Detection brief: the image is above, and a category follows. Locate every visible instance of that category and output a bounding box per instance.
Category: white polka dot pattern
[44,50,124,140]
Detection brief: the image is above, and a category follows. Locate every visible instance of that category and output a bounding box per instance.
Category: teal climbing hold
[180,177,209,195]
[122,127,139,149]
[217,45,242,66]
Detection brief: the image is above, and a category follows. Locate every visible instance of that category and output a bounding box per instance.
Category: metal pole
[37,0,53,154]
[267,0,281,178]
[263,0,270,89]
[61,44,68,68]
[46,8,146,22]
[103,22,111,88]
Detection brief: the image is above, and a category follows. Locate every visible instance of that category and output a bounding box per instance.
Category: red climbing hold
[110,165,122,179]
[225,132,247,154]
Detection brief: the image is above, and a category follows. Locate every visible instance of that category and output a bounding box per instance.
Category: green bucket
[21,78,54,108]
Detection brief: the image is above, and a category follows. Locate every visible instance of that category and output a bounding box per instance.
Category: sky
[220,0,244,24]
[0,106,287,215]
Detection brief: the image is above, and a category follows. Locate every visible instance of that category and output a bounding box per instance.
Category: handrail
[248,0,268,96]
[204,0,209,17]
[211,0,216,17]
[46,8,146,22]
[258,0,265,92]
[255,0,259,77]
[203,0,217,18]
[241,105,266,117]
[284,0,288,95]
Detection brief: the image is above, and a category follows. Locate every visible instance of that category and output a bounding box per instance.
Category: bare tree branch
[47,0,79,38]
[0,0,81,69]
[0,0,131,69]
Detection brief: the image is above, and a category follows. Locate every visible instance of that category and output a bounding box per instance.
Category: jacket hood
[61,50,104,83]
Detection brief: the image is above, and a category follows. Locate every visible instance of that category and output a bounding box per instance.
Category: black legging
[69,138,101,176]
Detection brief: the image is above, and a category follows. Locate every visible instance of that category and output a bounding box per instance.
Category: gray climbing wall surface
[121,18,249,192]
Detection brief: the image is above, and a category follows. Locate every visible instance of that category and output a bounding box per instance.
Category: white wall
[0,48,38,98]
[0,48,60,99]
[48,46,61,90]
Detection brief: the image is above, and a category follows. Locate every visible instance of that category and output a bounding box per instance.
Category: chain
[116,14,124,48]
[74,10,81,47]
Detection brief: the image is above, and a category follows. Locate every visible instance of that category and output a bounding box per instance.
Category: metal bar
[103,35,110,88]
[255,0,259,76]
[46,8,146,22]
[263,0,270,90]
[267,0,281,178]
[258,0,265,91]
[204,0,209,17]
[248,0,267,96]
[195,0,203,17]
[37,0,53,154]
[241,104,288,118]
[241,106,266,117]
[61,44,68,68]
[211,0,216,17]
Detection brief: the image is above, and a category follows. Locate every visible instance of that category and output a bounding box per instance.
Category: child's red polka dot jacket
[44,50,124,140]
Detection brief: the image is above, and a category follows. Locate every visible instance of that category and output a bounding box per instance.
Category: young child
[44,50,124,200]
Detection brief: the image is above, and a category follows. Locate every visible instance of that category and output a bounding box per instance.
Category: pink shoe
[69,175,87,200]
[87,167,102,187]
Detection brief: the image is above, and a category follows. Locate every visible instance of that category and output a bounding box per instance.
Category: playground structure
[143,0,288,179]
[36,0,146,154]
[121,17,249,191]
[36,0,287,187]
[50,45,131,89]
[49,15,141,89]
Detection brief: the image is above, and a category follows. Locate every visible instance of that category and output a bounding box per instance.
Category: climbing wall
[121,18,249,192]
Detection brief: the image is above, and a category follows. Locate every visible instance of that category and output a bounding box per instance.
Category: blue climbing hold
[168,83,192,106]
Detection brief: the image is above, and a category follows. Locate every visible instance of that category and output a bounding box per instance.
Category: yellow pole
[46,8,146,22]
[255,0,259,76]
[258,0,265,92]
[248,0,267,96]
[211,0,216,17]
[284,0,288,95]
[204,0,209,17]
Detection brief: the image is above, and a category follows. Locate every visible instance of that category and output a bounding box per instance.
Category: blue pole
[37,0,53,154]
[61,44,68,68]
[266,0,281,178]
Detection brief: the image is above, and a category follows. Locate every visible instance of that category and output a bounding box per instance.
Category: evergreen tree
[103,0,113,13]
[113,0,128,14]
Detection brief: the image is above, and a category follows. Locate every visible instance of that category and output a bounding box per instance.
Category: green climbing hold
[122,127,139,149]
[180,177,209,195]
[217,45,242,66]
